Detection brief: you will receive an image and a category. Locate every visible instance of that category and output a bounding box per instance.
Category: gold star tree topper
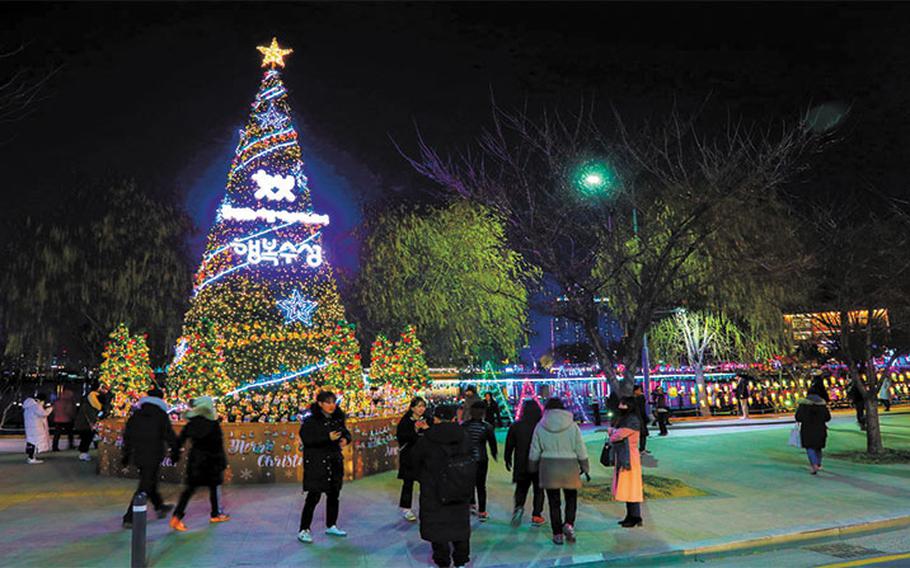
[257,37,293,68]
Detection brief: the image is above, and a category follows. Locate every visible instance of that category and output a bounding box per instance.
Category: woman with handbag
[795,392,831,474]
[608,396,644,527]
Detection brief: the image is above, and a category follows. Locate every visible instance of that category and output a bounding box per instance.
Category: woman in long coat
[168,396,230,531]
[297,391,352,543]
[23,393,52,464]
[795,393,831,474]
[504,399,545,527]
[396,396,430,521]
[529,398,589,545]
[609,396,644,527]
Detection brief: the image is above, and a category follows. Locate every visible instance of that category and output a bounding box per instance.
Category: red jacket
[52,391,77,423]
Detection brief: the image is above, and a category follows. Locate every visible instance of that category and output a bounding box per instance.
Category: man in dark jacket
[121,387,178,528]
[504,399,545,527]
[651,386,670,436]
[459,386,480,423]
[297,390,352,543]
[847,377,866,430]
[735,374,751,419]
[413,404,473,568]
[463,401,497,521]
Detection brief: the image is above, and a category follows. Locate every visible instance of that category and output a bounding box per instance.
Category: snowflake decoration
[278,290,317,326]
[255,104,289,130]
[239,468,253,480]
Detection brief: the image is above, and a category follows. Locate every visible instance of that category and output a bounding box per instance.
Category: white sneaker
[297,529,313,543]
[27,458,44,464]
[325,525,347,537]
[79,453,92,462]
[402,509,417,522]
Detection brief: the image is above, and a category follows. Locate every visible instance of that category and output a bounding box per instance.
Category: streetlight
[572,160,617,198]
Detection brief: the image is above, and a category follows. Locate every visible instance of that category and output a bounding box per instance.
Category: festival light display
[99,323,156,417]
[171,39,346,415]
[167,319,233,414]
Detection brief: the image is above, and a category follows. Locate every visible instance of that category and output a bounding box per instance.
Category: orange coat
[610,427,643,503]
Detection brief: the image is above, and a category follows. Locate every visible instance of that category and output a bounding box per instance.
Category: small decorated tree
[99,323,155,417]
[323,321,364,392]
[167,319,233,409]
[368,334,394,386]
[391,325,432,391]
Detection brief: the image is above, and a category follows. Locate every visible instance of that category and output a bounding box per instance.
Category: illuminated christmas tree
[99,323,155,417]
[179,38,345,402]
[391,325,431,390]
[167,319,233,412]
[323,321,364,392]
[368,334,394,386]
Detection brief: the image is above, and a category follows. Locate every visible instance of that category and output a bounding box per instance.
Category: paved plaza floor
[1,412,909,567]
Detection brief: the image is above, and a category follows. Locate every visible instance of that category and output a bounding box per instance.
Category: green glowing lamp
[573,160,617,197]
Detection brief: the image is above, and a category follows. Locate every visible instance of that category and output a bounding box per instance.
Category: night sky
[3,2,910,275]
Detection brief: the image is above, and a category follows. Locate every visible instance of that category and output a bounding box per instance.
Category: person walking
[529,398,590,545]
[23,393,52,464]
[463,401,498,522]
[795,392,831,475]
[609,396,644,527]
[504,399,545,528]
[632,385,650,453]
[459,386,480,423]
[483,392,501,427]
[74,382,107,461]
[735,374,751,419]
[878,376,892,412]
[396,396,430,522]
[297,390,352,543]
[413,404,475,568]
[848,377,866,430]
[169,397,230,531]
[52,389,77,452]
[121,387,178,528]
[650,386,670,436]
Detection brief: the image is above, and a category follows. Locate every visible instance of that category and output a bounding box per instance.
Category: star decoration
[255,104,289,130]
[257,37,293,68]
[278,290,317,326]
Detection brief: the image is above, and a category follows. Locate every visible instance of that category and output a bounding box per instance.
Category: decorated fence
[96,416,400,485]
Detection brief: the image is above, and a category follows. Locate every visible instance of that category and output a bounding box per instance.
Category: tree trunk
[583,316,621,398]
[864,395,884,455]
[695,364,712,417]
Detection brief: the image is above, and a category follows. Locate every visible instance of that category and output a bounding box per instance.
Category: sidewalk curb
[584,514,910,566]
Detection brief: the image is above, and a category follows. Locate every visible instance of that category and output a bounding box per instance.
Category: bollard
[131,492,148,568]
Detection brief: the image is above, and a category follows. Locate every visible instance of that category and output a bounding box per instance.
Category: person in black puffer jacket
[121,387,178,528]
[463,401,497,521]
[413,404,474,568]
[505,399,544,527]
[168,397,229,531]
[795,393,831,475]
[396,396,430,522]
[297,390,352,543]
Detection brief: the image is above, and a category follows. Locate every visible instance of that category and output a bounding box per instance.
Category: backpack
[437,442,477,505]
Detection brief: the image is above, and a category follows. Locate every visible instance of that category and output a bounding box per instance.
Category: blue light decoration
[221,361,327,398]
[278,289,317,326]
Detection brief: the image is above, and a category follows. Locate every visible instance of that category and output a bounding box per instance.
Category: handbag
[600,439,614,467]
[788,423,802,448]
